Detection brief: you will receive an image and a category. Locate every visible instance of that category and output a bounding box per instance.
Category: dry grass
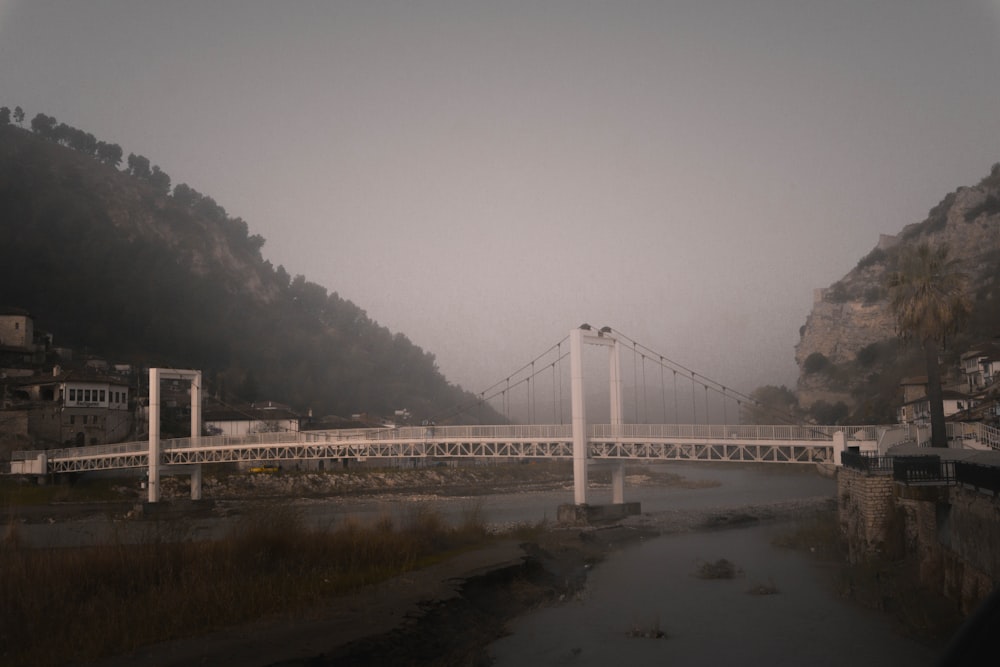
[1,475,128,506]
[0,504,500,667]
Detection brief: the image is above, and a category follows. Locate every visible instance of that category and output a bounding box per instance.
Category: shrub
[857,247,886,270]
[803,352,830,374]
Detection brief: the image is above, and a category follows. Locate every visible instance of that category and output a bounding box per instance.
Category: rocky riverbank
[85,495,835,667]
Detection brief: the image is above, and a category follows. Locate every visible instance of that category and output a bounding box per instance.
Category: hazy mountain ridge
[0,123,494,423]
[795,164,1000,422]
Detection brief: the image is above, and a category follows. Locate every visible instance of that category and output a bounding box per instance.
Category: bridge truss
[15,423,843,475]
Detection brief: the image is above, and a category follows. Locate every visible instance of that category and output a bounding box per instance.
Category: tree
[96,141,123,167]
[0,107,9,125]
[126,153,151,179]
[887,242,970,447]
[13,106,24,125]
[148,165,171,193]
[742,385,799,424]
[30,112,57,137]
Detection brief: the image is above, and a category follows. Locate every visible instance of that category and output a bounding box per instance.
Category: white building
[204,402,300,437]
[11,369,133,446]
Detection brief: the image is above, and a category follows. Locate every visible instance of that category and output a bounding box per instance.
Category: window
[70,415,75,425]
[69,389,76,401]
[99,390,106,402]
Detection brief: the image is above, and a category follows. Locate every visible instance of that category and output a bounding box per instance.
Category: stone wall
[840,469,1000,614]
[837,467,897,562]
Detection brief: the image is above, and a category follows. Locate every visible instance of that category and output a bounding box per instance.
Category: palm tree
[887,242,971,447]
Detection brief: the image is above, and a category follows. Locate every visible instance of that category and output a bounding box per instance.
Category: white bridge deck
[11,423,883,475]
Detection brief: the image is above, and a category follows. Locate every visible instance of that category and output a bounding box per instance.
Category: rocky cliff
[795,164,1000,420]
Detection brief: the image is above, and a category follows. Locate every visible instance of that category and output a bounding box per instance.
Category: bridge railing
[14,440,149,462]
[303,424,575,442]
[589,423,855,441]
[945,422,1000,450]
[166,431,306,450]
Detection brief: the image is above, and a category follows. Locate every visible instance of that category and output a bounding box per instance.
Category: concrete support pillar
[833,430,846,465]
[148,368,161,503]
[36,452,48,485]
[612,465,626,504]
[190,371,202,501]
[190,465,202,501]
[570,327,588,505]
[609,338,625,504]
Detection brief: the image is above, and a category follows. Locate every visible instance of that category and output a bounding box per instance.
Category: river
[480,463,937,667]
[14,462,944,664]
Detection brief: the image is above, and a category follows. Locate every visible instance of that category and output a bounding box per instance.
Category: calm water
[489,523,936,666]
[17,462,835,545]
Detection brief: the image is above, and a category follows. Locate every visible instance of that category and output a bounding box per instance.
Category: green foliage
[823,282,849,303]
[963,194,1000,222]
[12,106,24,125]
[902,191,958,240]
[126,152,151,179]
[886,242,970,346]
[0,106,9,125]
[808,400,848,425]
[743,385,799,424]
[887,242,970,446]
[856,247,886,270]
[29,112,56,136]
[856,342,886,367]
[803,352,830,374]
[976,162,1000,191]
[861,285,883,305]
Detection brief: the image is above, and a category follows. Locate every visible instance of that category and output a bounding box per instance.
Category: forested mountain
[0,117,495,423]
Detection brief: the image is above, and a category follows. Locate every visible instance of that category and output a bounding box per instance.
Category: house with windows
[960,342,1000,394]
[897,388,974,426]
[7,367,134,446]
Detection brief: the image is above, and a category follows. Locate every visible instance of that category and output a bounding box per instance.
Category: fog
[2,0,999,398]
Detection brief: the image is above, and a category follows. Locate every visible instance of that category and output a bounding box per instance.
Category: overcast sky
[2,0,999,402]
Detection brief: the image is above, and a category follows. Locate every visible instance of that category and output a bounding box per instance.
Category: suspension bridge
[8,325,980,506]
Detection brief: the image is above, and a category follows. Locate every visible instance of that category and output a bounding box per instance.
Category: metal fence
[892,456,955,485]
[845,451,1000,495]
[840,451,895,474]
[955,460,1000,495]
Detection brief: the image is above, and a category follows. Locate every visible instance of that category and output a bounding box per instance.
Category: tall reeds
[0,504,496,667]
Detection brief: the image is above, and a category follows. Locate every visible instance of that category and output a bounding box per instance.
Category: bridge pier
[612,463,625,504]
[190,464,202,501]
[570,325,632,511]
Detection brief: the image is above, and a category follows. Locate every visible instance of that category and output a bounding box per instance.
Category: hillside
[0,122,495,423]
[795,163,1000,423]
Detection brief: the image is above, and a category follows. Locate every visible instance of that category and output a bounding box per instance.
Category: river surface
[15,462,833,547]
[479,463,937,667]
[490,523,935,666]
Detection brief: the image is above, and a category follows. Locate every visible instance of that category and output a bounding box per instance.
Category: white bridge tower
[569,324,626,506]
